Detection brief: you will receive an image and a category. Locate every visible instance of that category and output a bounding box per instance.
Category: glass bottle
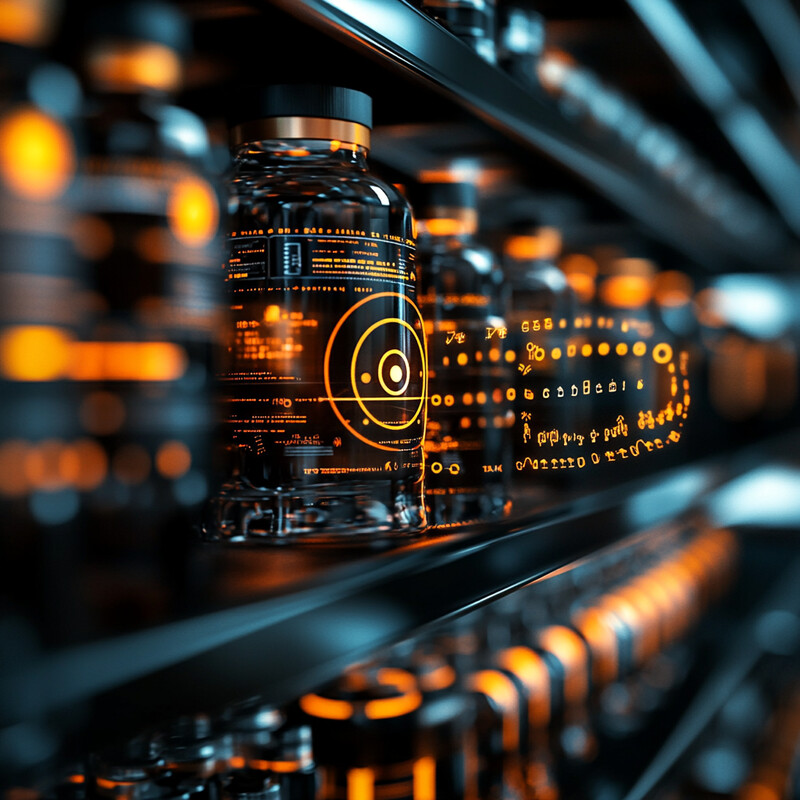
[501,224,579,499]
[418,0,498,65]
[72,0,224,576]
[206,84,426,543]
[412,179,513,528]
[592,254,680,482]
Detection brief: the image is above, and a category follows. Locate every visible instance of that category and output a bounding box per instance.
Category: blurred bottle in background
[501,222,580,501]
[0,0,89,643]
[419,0,498,65]
[297,657,476,800]
[70,0,224,607]
[590,248,680,483]
[495,2,546,90]
[693,275,799,453]
[412,179,513,528]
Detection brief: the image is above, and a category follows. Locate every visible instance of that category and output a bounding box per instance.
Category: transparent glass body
[75,72,223,560]
[590,265,682,483]
[504,252,579,491]
[206,137,426,543]
[418,223,513,526]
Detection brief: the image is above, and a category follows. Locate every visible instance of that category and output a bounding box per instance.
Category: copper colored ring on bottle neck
[230,116,371,149]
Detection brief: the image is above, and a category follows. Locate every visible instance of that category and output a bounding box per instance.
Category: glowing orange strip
[537,625,589,706]
[95,778,138,789]
[348,767,375,800]
[248,759,307,773]
[377,668,418,692]
[467,669,519,752]
[299,693,354,720]
[69,341,187,381]
[497,646,551,727]
[364,690,422,720]
[413,756,436,800]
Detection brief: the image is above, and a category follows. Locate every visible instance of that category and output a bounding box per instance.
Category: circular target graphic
[324,292,427,451]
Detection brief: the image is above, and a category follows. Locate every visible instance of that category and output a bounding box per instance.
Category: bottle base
[425,490,511,529]
[203,479,426,545]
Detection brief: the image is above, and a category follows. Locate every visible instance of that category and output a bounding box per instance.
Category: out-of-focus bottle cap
[84,1,191,54]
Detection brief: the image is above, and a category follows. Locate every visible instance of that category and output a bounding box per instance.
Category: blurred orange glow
[504,227,562,261]
[23,439,64,490]
[600,275,653,309]
[467,670,520,751]
[86,42,182,92]
[572,607,619,685]
[559,253,597,303]
[537,625,589,705]
[364,689,421,719]
[347,767,374,800]
[413,756,436,800]
[418,215,477,238]
[0,0,56,47]
[0,440,30,496]
[299,693,354,720]
[71,439,107,490]
[0,108,75,200]
[0,325,72,381]
[419,663,456,691]
[498,646,551,727]
[156,440,192,479]
[168,177,219,247]
[69,341,187,382]
[264,305,281,323]
[654,270,694,308]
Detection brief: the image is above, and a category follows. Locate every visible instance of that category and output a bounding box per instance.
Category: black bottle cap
[84,1,191,55]
[410,181,478,214]
[227,84,372,130]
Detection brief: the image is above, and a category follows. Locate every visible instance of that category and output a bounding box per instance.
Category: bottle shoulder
[417,238,498,273]
[230,171,415,226]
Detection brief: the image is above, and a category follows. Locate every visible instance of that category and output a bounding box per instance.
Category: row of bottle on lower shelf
[10,524,743,800]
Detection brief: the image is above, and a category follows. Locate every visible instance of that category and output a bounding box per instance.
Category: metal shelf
[3,430,799,758]
[260,0,799,273]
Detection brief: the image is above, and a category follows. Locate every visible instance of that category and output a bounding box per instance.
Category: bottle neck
[417,211,478,244]
[233,138,369,170]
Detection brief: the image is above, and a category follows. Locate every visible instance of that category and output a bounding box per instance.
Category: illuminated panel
[510,291,692,483]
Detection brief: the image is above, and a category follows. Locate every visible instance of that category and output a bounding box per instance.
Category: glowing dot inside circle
[361,372,371,384]
[377,349,410,396]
